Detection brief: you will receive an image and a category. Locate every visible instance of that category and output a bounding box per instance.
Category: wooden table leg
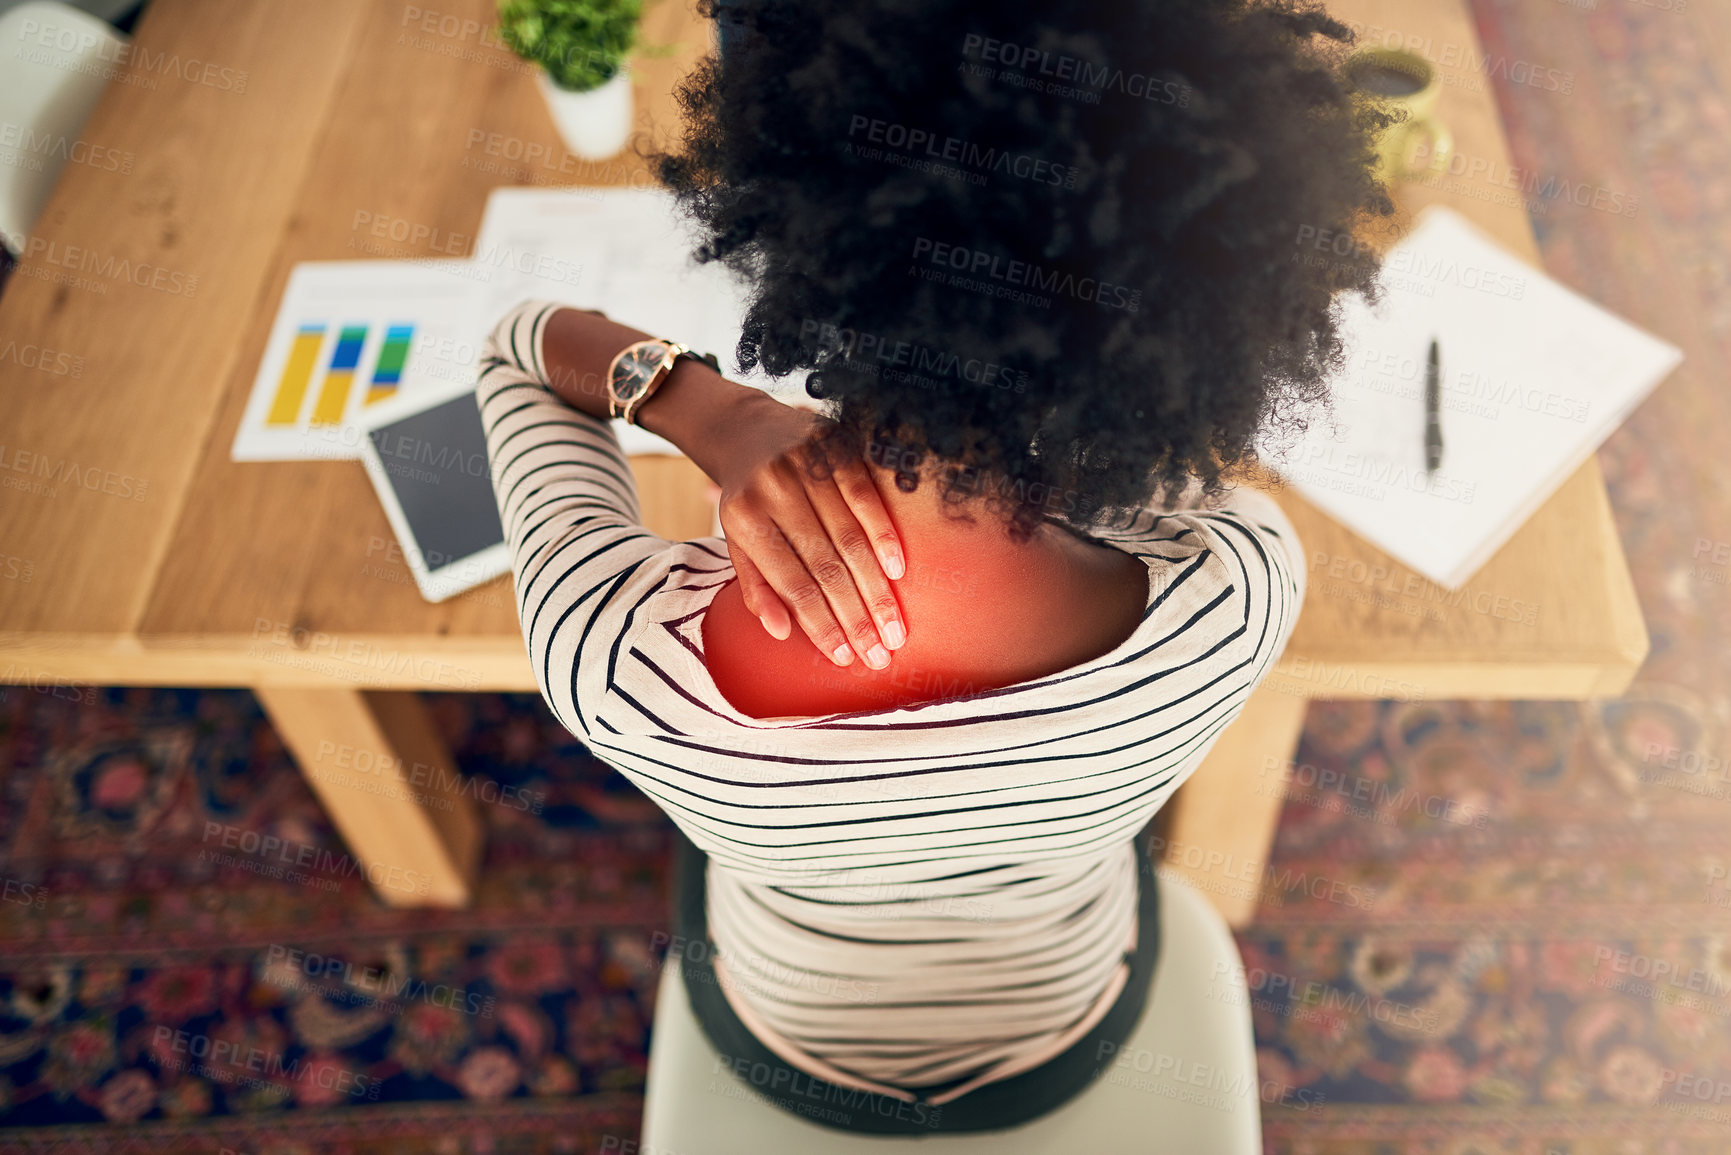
[253,686,483,909]
[1159,685,1310,928]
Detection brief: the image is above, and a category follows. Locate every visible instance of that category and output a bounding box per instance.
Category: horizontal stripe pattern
[476,300,1306,1100]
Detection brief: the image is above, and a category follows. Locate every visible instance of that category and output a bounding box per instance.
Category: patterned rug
[0,688,668,1154]
[1247,0,1731,1151]
[3,2,1729,1153]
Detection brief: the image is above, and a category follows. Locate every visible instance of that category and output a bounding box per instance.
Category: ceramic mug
[1344,46,1454,184]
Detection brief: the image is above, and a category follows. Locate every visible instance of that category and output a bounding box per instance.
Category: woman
[477,0,1389,1134]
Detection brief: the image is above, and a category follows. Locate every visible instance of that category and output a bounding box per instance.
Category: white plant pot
[535,67,634,161]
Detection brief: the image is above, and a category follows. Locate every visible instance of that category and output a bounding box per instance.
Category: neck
[864,461,1097,575]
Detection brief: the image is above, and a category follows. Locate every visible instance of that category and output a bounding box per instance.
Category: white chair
[642,868,1263,1153]
[0,1,129,255]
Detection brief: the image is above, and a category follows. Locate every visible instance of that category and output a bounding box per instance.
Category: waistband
[666,824,1163,1135]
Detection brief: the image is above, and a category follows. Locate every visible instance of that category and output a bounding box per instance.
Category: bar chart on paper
[260,321,415,428]
[232,261,482,461]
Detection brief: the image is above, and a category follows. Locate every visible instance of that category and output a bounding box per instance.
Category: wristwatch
[605,339,721,425]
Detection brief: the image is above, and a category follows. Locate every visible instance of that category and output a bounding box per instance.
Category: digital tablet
[356,382,510,603]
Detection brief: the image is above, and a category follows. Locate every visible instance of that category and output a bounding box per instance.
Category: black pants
[668,826,1163,1135]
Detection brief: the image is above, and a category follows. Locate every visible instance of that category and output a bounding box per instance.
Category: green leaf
[496,0,644,92]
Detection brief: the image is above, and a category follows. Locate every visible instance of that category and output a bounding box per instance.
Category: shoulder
[700,539,1154,720]
[700,580,886,717]
[1101,488,1305,604]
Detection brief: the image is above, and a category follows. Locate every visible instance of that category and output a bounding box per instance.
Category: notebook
[1264,206,1683,589]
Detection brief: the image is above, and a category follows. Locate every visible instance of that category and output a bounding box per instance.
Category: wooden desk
[0,0,1646,918]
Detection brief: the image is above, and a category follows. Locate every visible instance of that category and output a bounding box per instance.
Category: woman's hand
[710,396,908,669]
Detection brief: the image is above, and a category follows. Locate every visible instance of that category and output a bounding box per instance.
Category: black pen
[1424,338,1443,474]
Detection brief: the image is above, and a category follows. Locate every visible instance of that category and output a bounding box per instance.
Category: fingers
[729,545,791,641]
[798,458,906,658]
[826,453,905,581]
[720,495,889,670]
[776,492,902,670]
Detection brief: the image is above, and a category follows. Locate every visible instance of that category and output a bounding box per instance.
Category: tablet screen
[366,394,505,570]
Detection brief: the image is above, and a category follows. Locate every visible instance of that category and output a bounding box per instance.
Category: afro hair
[651,0,1395,539]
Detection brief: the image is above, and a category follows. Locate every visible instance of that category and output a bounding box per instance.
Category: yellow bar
[265,330,324,426]
[310,370,354,425]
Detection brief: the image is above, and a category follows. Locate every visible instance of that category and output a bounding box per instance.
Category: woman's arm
[529,306,771,486]
[524,304,908,668]
[475,302,666,742]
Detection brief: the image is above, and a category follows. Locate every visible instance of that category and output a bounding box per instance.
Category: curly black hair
[649,0,1395,541]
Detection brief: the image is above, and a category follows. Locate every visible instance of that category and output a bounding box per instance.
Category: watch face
[612,343,668,402]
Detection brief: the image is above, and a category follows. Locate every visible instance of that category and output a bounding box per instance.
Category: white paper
[236,189,810,464]
[231,260,483,462]
[1265,206,1683,589]
[472,186,801,455]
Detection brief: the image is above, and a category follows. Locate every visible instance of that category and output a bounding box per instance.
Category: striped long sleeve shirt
[476,299,1307,1105]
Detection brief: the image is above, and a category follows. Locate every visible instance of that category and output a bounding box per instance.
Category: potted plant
[498,0,642,161]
